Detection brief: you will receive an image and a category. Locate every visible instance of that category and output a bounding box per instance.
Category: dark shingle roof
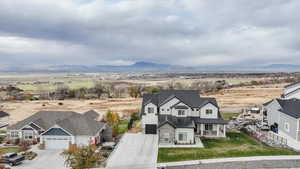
[192,117,228,124]
[276,98,300,119]
[8,111,76,130]
[0,111,9,118]
[83,110,100,120]
[158,115,228,128]
[56,113,106,136]
[8,111,106,136]
[142,90,218,109]
[158,115,195,128]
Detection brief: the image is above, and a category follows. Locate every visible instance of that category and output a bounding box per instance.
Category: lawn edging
[157,155,300,167]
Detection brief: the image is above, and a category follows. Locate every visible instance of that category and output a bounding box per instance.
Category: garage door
[44,137,71,150]
[145,124,157,134]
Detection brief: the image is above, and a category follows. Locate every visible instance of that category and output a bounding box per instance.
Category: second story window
[148,107,154,114]
[206,109,213,115]
[178,110,185,116]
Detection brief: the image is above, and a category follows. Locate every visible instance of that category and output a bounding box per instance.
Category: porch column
[217,124,220,136]
[201,124,204,136]
[223,125,226,137]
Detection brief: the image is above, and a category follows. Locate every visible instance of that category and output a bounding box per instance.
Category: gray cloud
[0,0,300,66]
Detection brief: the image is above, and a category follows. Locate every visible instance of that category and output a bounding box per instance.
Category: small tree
[19,140,30,152]
[105,110,120,124]
[93,82,105,99]
[62,144,103,169]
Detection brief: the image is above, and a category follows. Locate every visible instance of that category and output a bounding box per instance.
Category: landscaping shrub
[21,151,38,160]
[19,140,31,152]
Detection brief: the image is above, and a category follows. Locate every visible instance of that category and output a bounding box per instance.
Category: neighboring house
[283,81,300,99]
[0,111,10,128]
[7,110,108,149]
[141,90,227,145]
[264,98,300,142]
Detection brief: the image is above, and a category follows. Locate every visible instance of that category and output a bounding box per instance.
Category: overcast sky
[0,0,299,67]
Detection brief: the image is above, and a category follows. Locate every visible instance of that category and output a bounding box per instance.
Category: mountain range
[1,62,300,73]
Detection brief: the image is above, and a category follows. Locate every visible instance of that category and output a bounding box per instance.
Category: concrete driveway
[106,133,158,169]
[14,148,67,169]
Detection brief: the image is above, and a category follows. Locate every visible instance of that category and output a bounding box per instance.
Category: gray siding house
[141,90,228,145]
[264,98,300,141]
[7,110,109,149]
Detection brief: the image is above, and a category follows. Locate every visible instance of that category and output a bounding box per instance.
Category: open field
[0,98,141,124]
[204,83,287,108]
[158,132,297,162]
[0,83,287,125]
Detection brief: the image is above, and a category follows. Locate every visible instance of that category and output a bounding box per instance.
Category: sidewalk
[158,155,300,167]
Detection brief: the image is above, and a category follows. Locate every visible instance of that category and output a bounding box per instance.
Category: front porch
[159,136,204,148]
[196,123,226,137]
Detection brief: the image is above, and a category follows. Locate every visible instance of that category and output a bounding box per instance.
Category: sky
[0,0,299,67]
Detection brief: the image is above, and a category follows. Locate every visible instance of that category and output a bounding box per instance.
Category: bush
[21,151,38,160]
[19,140,31,152]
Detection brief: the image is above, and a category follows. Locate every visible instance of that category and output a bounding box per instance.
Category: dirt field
[0,98,141,124]
[0,83,288,125]
[204,83,287,109]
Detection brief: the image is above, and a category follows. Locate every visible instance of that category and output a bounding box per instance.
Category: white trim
[93,123,107,137]
[41,124,74,136]
[20,121,44,131]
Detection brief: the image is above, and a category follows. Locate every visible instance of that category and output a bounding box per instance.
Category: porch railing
[203,130,217,136]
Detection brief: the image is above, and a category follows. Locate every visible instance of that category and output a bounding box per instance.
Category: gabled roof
[56,113,106,136]
[0,111,9,118]
[83,110,100,120]
[142,90,218,110]
[262,99,274,107]
[276,98,300,119]
[284,81,300,89]
[8,111,76,130]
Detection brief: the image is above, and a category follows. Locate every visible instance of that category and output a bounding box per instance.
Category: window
[161,108,164,111]
[148,107,154,113]
[178,110,185,116]
[206,109,213,115]
[10,131,19,138]
[205,124,213,131]
[284,122,290,132]
[167,109,170,111]
[24,132,33,140]
[178,133,187,141]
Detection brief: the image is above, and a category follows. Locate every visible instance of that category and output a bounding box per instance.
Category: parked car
[0,152,25,166]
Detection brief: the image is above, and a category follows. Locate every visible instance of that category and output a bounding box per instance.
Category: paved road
[14,148,67,169]
[162,159,300,169]
[106,133,158,169]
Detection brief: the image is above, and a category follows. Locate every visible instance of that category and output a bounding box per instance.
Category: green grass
[0,147,21,154]
[0,130,7,134]
[117,120,129,134]
[158,132,298,163]
[221,112,240,120]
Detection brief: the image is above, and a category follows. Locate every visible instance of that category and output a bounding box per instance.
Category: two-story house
[141,90,228,145]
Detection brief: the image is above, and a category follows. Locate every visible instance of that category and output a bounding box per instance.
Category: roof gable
[42,127,71,136]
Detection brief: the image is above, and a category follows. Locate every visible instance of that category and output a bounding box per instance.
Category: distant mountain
[1,62,300,73]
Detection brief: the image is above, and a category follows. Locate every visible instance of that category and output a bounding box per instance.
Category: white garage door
[44,137,71,150]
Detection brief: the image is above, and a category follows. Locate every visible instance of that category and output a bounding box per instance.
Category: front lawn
[158,132,298,162]
[0,147,21,154]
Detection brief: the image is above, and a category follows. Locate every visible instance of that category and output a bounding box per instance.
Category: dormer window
[148,107,154,114]
[206,109,213,115]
